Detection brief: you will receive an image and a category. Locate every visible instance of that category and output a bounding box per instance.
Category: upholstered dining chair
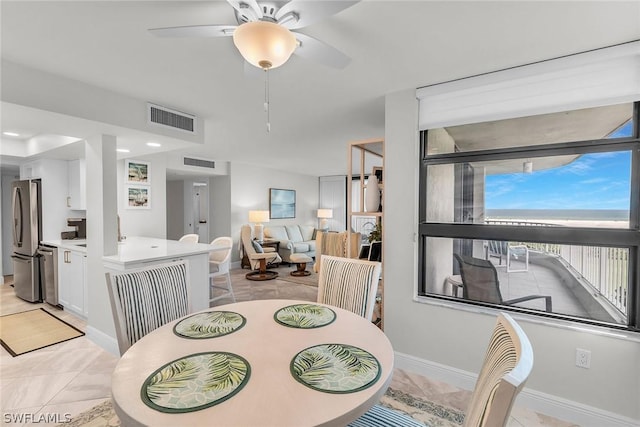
[105,260,191,355]
[178,233,199,243]
[209,236,235,305]
[454,254,552,312]
[463,312,534,426]
[317,255,381,322]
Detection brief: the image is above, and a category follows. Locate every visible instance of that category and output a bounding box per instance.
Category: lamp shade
[232,21,297,70]
[317,209,333,219]
[248,210,270,223]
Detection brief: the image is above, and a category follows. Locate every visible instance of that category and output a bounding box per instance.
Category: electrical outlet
[575,348,591,369]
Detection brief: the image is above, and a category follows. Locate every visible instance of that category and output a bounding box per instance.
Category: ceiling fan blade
[293,32,351,69]
[227,0,263,21]
[276,1,359,29]
[148,24,236,38]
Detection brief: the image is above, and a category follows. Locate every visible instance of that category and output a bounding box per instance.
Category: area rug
[276,264,319,287]
[59,387,464,427]
[0,308,84,356]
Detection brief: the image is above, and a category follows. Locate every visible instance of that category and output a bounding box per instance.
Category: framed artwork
[126,185,151,209]
[372,166,383,184]
[269,188,296,219]
[126,160,150,185]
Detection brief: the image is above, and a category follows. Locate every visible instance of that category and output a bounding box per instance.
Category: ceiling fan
[148,0,359,71]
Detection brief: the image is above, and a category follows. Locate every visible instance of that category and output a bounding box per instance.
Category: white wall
[384,89,640,422]
[229,162,318,262]
[117,153,167,239]
[166,180,184,240]
[210,175,231,241]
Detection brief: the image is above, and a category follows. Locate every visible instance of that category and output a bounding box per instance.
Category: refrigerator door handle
[12,186,23,248]
[11,254,32,263]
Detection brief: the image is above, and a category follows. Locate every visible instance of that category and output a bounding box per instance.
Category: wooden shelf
[351,211,382,217]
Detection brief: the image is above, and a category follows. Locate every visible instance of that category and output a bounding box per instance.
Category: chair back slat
[463,313,533,427]
[317,255,381,321]
[106,260,191,355]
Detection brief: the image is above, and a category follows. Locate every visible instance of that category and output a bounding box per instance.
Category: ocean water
[486,209,629,221]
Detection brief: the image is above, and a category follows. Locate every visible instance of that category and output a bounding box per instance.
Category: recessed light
[3,132,20,137]
[116,148,130,153]
[146,142,161,147]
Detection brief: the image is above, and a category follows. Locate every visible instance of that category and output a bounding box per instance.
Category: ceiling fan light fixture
[232,20,297,70]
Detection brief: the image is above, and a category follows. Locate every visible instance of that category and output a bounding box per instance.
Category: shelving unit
[347,138,384,327]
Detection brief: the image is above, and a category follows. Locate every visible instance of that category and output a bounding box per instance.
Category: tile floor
[1,267,575,426]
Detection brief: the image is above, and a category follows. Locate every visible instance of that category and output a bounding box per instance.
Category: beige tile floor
[1,267,575,426]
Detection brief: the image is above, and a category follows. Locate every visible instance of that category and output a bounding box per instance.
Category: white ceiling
[2,1,639,177]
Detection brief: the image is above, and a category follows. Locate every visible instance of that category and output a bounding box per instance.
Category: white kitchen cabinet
[67,159,86,210]
[58,247,87,318]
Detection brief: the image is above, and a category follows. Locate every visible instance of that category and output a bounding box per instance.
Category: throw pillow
[252,240,264,253]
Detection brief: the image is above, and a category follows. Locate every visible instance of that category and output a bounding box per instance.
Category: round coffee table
[289,253,312,277]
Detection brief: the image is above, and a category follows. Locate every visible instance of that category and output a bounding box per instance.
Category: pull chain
[264,68,270,132]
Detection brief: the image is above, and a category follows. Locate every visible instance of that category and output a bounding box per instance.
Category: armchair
[240,224,282,280]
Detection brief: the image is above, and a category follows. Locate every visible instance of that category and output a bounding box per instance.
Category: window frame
[418,102,640,331]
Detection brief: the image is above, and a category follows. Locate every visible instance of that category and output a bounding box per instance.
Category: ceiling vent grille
[184,157,215,169]
[148,103,196,133]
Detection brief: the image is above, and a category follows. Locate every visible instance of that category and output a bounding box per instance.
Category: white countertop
[102,236,217,268]
[41,239,87,253]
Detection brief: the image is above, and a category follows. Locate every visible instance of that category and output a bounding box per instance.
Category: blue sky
[485,121,633,210]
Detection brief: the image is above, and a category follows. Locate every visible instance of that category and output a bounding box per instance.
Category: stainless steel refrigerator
[11,179,42,302]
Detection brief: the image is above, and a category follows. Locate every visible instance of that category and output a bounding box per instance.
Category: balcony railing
[486,220,628,316]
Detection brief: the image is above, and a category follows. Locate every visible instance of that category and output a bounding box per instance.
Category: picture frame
[126,160,150,185]
[269,188,296,219]
[126,185,151,209]
[372,166,383,184]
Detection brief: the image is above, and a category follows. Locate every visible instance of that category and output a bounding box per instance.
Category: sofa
[263,225,316,263]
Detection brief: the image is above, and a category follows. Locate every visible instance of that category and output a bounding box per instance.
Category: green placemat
[291,343,381,394]
[274,304,336,329]
[141,352,250,413]
[173,311,246,338]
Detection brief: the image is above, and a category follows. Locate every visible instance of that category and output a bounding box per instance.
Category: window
[418,103,639,330]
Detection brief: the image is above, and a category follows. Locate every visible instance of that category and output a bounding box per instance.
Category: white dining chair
[317,255,381,322]
[105,260,191,355]
[209,236,235,305]
[179,233,199,243]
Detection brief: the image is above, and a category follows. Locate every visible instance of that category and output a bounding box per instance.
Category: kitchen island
[103,236,219,313]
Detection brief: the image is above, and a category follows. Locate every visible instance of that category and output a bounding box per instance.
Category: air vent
[147,103,196,133]
[184,157,215,169]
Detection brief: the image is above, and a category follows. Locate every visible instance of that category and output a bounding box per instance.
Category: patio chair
[317,255,381,321]
[105,260,191,355]
[178,233,199,243]
[463,312,534,427]
[209,236,235,305]
[454,254,552,312]
[487,240,529,272]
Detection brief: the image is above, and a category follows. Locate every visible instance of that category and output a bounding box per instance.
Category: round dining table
[111,299,395,426]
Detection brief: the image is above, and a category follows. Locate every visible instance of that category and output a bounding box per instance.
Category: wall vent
[184,157,215,169]
[148,103,196,133]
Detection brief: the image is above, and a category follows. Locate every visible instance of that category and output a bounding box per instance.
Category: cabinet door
[58,249,85,317]
[67,159,86,210]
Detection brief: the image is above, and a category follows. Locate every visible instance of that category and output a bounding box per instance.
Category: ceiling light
[232,21,297,71]
[146,142,161,147]
[116,148,130,153]
[3,132,20,137]
[232,20,297,133]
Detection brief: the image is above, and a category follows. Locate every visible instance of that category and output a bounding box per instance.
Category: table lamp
[317,208,333,231]
[249,210,270,242]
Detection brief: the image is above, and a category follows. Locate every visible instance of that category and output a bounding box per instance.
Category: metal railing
[485,220,628,316]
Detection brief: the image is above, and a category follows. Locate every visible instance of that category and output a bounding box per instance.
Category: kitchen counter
[41,239,87,253]
[102,236,215,269]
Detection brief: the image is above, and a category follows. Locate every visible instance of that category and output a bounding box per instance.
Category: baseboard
[86,325,120,357]
[394,351,638,427]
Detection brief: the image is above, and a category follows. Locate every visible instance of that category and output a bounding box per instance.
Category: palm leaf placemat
[0,308,84,356]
